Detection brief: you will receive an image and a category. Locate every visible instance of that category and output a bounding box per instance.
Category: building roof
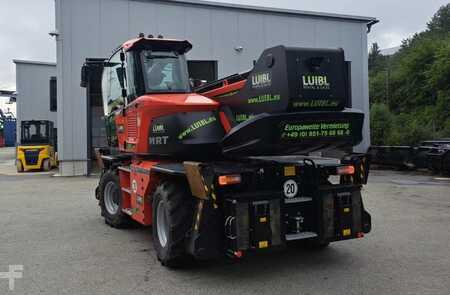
[158,0,378,23]
[13,59,56,67]
[0,90,17,97]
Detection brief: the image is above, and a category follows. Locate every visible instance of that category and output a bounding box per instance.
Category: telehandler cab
[81,35,371,267]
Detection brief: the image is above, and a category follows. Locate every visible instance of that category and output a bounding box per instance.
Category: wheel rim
[156,201,169,247]
[104,181,120,215]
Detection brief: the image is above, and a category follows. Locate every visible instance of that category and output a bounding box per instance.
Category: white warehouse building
[54,0,378,176]
[13,60,57,143]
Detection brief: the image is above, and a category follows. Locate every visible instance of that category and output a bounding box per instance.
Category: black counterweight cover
[148,111,224,158]
[213,46,350,124]
[222,110,364,157]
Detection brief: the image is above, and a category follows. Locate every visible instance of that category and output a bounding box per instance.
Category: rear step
[284,197,313,204]
[286,232,318,241]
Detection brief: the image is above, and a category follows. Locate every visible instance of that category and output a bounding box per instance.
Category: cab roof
[122,38,193,54]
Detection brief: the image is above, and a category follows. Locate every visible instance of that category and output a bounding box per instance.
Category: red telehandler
[81,35,371,267]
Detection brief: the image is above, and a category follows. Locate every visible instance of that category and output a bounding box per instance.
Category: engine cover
[213,46,351,124]
[148,111,225,159]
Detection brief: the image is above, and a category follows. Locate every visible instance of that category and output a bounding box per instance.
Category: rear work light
[218,174,242,186]
[336,165,355,175]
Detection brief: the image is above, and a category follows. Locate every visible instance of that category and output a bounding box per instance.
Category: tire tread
[152,179,195,268]
[98,170,130,228]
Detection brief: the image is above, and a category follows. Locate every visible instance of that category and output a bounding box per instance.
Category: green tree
[369,42,381,71]
[427,4,450,35]
[369,4,450,146]
[370,103,393,145]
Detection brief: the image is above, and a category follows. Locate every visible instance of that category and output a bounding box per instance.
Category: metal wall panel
[314,20,341,48]
[156,3,187,38]
[210,9,239,76]
[57,0,372,175]
[129,0,159,36]
[288,17,316,47]
[236,12,265,72]
[263,14,291,48]
[15,62,57,143]
[360,27,371,151]
[100,0,130,50]
[184,6,213,58]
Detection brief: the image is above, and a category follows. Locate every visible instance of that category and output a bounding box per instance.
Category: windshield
[141,50,191,93]
[21,121,50,144]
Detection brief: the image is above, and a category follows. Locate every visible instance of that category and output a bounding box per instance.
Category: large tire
[152,180,195,268]
[42,158,51,171]
[16,160,24,173]
[98,170,130,228]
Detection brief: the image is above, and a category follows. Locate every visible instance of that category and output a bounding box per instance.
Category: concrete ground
[0,147,449,295]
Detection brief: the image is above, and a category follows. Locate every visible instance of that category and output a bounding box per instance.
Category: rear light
[336,165,355,175]
[234,250,243,258]
[218,174,242,186]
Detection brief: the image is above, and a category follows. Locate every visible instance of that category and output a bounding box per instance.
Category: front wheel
[98,170,129,228]
[16,160,24,173]
[42,158,51,171]
[152,180,195,268]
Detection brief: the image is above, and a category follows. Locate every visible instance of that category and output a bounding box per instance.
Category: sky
[0,0,448,90]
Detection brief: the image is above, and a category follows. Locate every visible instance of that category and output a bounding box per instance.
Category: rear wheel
[16,160,24,173]
[152,180,195,268]
[42,158,51,171]
[98,170,129,228]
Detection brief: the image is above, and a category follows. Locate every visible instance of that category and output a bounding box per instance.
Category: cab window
[125,52,138,102]
[141,50,191,93]
[21,122,50,144]
[102,51,125,115]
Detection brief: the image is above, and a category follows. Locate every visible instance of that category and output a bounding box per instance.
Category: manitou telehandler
[81,35,371,268]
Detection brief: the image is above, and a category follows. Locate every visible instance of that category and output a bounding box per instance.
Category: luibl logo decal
[302,75,330,90]
[152,123,165,133]
[248,94,281,104]
[251,72,272,88]
[178,116,217,140]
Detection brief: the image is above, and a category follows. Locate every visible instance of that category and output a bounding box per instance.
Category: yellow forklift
[16,120,57,172]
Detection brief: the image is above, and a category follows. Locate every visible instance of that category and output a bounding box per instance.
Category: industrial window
[49,76,57,112]
[188,61,218,82]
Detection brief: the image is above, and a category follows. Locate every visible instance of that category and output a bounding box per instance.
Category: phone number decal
[281,122,351,139]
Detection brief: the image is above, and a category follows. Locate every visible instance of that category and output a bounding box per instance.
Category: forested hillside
[369,4,450,146]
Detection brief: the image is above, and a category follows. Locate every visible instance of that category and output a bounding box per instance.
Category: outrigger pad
[221,110,364,157]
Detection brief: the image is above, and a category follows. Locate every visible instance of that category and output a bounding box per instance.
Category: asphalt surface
[0,147,449,295]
